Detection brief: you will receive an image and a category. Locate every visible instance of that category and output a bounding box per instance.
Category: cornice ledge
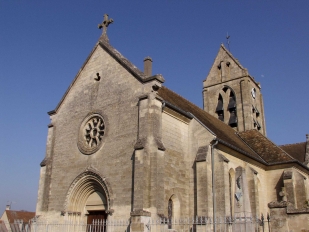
[130,209,151,217]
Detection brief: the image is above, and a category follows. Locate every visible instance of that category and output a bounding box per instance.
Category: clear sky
[0,0,308,213]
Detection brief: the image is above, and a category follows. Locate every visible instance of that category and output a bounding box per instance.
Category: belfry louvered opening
[228,91,237,128]
[216,94,224,121]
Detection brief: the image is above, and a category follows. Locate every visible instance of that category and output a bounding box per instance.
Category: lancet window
[216,94,224,121]
[168,198,173,229]
[228,91,237,128]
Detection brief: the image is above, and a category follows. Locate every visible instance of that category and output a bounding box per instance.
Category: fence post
[267,213,270,232]
[261,213,264,232]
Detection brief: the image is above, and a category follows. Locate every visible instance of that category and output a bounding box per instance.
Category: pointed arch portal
[64,168,113,223]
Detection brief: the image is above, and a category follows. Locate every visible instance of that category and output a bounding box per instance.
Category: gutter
[211,138,218,232]
[161,101,193,119]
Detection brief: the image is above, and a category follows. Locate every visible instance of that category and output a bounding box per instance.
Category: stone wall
[38,45,150,221]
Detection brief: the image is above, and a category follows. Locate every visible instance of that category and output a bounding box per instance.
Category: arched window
[167,195,180,228]
[168,198,173,229]
[216,94,224,121]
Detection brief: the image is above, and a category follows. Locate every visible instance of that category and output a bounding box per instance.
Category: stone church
[36,15,309,231]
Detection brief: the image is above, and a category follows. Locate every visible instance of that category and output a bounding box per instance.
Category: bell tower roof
[204,44,260,89]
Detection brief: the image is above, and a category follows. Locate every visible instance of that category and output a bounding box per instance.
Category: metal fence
[1,215,271,232]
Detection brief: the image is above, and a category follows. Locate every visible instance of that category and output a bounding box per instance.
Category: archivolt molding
[63,166,114,215]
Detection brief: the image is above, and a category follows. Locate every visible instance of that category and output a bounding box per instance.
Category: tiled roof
[237,130,293,164]
[279,142,306,163]
[157,86,264,163]
[0,220,8,232]
[5,210,35,223]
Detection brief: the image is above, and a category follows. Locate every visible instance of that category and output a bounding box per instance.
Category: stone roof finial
[98,14,113,42]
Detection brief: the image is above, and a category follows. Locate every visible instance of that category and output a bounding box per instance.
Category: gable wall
[204,47,244,87]
[44,46,147,220]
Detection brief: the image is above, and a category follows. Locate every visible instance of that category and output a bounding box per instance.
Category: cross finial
[98,14,113,41]
[226,32,231,51]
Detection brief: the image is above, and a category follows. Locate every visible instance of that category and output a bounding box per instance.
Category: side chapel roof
[279,142,307,163]
[237,130,294,163]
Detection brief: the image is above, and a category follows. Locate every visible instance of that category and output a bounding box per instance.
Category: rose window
[78,114,105,155]
[84,116,105,148]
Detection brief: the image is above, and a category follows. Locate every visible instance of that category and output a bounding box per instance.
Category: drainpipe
[211,138,218,232]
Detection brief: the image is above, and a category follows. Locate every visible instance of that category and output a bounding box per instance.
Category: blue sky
[0,0,308,213]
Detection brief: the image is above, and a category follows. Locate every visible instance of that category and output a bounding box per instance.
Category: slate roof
[157,86,265,163]
[4,210,35,223]
[237,130,294,164]
[279,142,306,163]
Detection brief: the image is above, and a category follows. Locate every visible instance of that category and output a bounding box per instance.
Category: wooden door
[87,211,107,232]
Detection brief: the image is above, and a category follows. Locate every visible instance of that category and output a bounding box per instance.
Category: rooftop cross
[98,14,113,41]
[226,32,231,51]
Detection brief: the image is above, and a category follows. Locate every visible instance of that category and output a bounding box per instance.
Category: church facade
[36,17,309,231]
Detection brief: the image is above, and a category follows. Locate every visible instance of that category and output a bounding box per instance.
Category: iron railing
[0,214,271,232]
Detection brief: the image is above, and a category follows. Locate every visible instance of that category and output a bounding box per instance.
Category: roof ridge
[98,39,147,80]
[279,142,306,147]
[160,86,201,109]
[49,38,156,115]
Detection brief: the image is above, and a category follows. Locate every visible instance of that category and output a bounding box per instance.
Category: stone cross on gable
[98,14,113,37]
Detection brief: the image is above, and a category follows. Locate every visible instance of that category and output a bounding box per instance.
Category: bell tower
[203,44,266,135]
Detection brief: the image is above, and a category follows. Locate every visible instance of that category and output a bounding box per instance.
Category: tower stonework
[203,44,266,135]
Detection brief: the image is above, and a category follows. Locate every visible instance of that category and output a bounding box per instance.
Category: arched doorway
[64,168,113,228]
